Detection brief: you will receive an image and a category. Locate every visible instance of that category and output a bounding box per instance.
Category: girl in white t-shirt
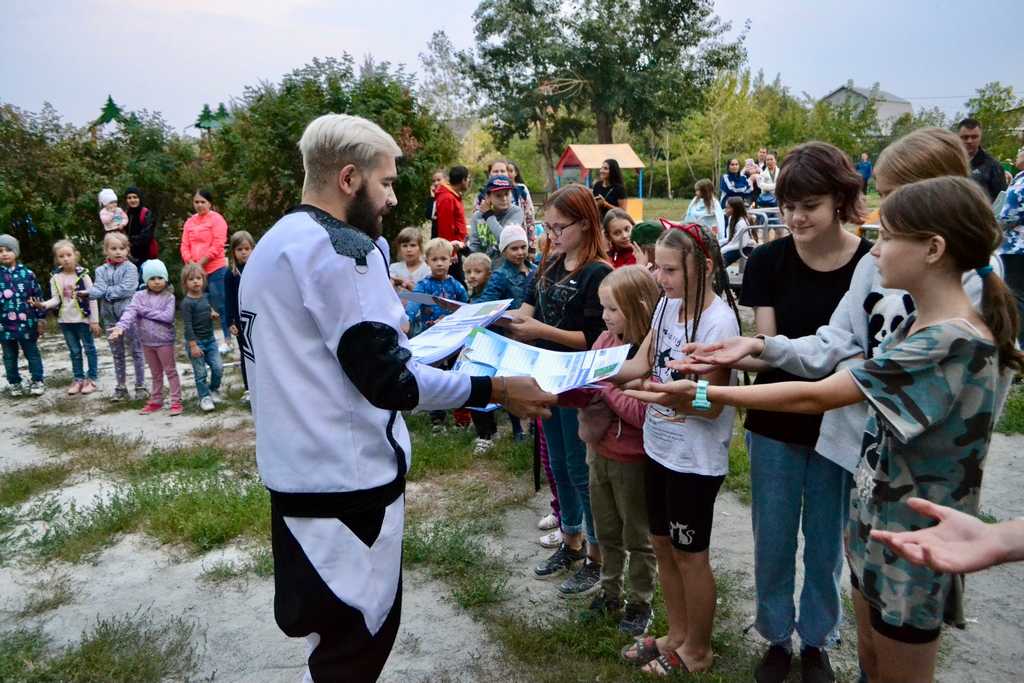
[610,221,740,676]
[389,226,430,290]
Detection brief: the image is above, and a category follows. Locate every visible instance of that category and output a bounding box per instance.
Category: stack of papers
[402,295,513,364]
[455,327,630,403]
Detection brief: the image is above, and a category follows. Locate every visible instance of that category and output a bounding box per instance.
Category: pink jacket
[580,331,647,463]
[180,210,228,274]
[114,288,176,347]
[100,207,129,233]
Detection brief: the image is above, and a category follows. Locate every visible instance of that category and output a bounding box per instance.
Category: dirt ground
[1,328,1022,682]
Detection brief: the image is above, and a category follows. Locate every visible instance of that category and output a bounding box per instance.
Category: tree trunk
[536,118,557,192]
[595,109,614,144]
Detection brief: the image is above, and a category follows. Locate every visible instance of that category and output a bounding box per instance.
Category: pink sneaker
[169,402,183,416]
[139,402,163,415]
[80,380,96,395]
[67,380,82,395]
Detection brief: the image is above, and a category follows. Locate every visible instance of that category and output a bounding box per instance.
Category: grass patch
[120,446,225,479]
[403,518,509,609]
[16,574,74,618]
[996,387,1024,434]
[199,545,273,583]
[33,473,270,562]
[0,463,71,507]
[0,611,200,683]
[405,413,477,480]
[43,372,74,389]
[28,422,144,467]
[188,420,226,440]
[723,420,751,505]
[490,570,758,682]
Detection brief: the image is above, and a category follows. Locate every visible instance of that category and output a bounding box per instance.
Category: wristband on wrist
[692,379,711,411]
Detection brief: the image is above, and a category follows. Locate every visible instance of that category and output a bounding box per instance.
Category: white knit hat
[98,188,117,206]
[499,224,528,253]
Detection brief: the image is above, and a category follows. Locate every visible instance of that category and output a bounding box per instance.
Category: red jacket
[576,331,646,463]
[610,245,637,268]
[434,183,467,244]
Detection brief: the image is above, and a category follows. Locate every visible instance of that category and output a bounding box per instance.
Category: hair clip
[658,218,710,258]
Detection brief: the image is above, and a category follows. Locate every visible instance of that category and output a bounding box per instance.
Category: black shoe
[755,644,792,683]
[618,602,653,636]
[588,590,622,613]
[558,559,601,594]
[800,647,835,683]
[534,542,586,578]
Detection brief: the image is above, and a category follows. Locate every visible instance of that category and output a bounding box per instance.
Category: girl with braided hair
[609,220,741,676]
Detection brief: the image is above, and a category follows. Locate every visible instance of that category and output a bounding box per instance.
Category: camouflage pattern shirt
[847,317,999,631]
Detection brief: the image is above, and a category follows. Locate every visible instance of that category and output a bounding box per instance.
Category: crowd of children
[1,189,255,415]
[3,131,1019,683]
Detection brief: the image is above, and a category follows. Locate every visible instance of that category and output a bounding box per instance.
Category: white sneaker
[539,530,563,548]
[538,513,559,530]
[209,389,224,404]
[7,383,24,397]
[473,438,494,455]
[200,396,215,412]
[240,390,250,402]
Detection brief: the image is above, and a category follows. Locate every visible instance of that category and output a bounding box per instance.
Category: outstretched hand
[677,336,764,370]
[869,498,1013,574]
[494,376,556,419]
[624,379,698,412]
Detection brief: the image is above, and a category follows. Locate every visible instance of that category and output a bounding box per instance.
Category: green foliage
[964,81,1023,162]
[996,387,1024,434]
[0,102,199,278]
[0,463,71,508]
[0,612,200,683]
[204,55,457,241]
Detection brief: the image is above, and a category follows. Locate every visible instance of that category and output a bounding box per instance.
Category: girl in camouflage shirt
[628,176,1021,683]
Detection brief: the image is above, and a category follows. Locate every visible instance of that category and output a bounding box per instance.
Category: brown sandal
[621,636,660,666]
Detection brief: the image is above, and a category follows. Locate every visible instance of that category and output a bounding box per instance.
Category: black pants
[1001,254,1024,346]
[271,498,402,682]
[471,409,497,439]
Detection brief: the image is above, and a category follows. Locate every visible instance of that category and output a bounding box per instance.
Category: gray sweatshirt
[468,205,525,258]
[758,251,1008,473]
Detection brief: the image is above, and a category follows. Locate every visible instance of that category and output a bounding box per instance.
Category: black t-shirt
[525,258,611,351]
[593,182,626,213]
[740,236,873,447]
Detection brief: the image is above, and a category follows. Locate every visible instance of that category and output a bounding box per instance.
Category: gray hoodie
[758,251,1009,473]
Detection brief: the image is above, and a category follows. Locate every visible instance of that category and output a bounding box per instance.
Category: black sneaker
[579,591,622,623]
[618,602,653,636]
[534,542,586,578]
[558,560,601,594]
[755,644,792,683]
[800,647,835,683]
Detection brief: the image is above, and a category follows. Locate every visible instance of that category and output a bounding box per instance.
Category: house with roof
[821,80,913,133]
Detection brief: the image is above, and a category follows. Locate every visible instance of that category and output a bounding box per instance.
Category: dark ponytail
[881,176,1024,371]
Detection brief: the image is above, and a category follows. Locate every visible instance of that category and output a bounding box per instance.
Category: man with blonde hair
[239,113,554,681]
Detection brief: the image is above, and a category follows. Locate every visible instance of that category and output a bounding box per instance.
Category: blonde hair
[229,230,255,275]
[102,231,130,252]
[395,226,424,248]
[180,262,207,290]
[875,128,969,189]
[298,114,402,193]
[51,239,79,266]
[463,252,492,272]
[599,266,661,346]
[424,237,453,259]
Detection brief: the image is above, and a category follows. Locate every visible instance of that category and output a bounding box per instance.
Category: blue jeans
[747,431,846,650]
[206,266,230,339]
[1,337,44,385]
[541,406,596,545]
[60,323,98,381]
[190,337,223,399]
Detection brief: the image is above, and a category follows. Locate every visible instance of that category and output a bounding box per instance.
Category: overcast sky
[2,0,1019,133]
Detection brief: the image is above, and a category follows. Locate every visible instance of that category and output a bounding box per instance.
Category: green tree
[679,71,768,183]
[417,31,480,139]
[195,104,216,130]
[965,82,1023,162]
[92,95,125,128]
[751,71,808,151]
[203,56,457,240]
[465,0,744,146]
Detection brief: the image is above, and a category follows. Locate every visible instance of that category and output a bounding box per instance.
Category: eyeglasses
[543,220,579,237]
